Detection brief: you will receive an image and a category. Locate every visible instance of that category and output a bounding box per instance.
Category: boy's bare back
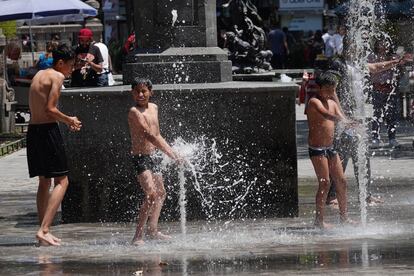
[307,97,340,147]
[128,103,160,155]
[29,69,65,124]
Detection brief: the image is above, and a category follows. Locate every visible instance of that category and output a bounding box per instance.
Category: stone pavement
[1,104,414,275]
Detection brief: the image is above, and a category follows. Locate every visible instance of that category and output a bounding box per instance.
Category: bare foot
[148,232,172,240]
[48,233,62,243]
[36,231,61,246]
[314,221,334,230]
[366,196,384,206]
[341,218,359,226]
[131,239,145,246]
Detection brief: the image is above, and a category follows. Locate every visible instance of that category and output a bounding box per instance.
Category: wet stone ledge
[59,82,299,223]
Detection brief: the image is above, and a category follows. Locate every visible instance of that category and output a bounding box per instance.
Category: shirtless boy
[306,71,355,229]
[128,78,182,245]
[27,44,82,246]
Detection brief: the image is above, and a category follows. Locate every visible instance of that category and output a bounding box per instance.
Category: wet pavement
[1,105,414,275]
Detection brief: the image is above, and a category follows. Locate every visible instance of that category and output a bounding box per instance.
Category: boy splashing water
[306,71,356,229]
[128,78,183,245]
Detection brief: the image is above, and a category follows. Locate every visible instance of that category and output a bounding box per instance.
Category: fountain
[59,0,299,223]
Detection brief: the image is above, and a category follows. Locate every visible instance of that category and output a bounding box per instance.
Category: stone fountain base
[60,81,298,222]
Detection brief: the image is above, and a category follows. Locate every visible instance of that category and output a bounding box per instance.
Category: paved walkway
[1,104,414,275]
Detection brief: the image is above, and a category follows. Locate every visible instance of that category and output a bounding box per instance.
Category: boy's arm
[86,53,103,73]
[367,59,400,74]
[128,109,178,161]
[308,98,342,121]
[46,75,82,130]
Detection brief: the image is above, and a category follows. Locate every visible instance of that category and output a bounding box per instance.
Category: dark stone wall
[133,0,217,50]
[60,82,298,223]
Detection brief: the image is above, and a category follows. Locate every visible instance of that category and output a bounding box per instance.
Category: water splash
[156,136,257,224]
[178,165,187,236]
[346,0,379,227]
[171,10,178,26]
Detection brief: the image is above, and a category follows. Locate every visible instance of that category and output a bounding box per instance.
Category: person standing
[268,22,289,69]
[368,39,405,148]
[128,78,183,245]
[71,28,104,87]
[27,44,82,246]
[332,26,346,57]
[94,40,111,87]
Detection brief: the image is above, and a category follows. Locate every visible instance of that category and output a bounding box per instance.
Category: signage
[279,0,324,10]
[282,15,322,31]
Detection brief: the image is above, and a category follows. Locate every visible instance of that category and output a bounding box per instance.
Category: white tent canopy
[0,0,97,63]
[0,0,97,22]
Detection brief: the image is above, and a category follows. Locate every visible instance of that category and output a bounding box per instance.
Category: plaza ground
[0,104,414,275]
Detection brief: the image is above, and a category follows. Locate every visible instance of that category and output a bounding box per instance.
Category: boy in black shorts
[27,44,82,246]
[127,78,182,245]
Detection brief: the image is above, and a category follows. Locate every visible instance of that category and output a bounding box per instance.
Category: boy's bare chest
[141,110,159,129]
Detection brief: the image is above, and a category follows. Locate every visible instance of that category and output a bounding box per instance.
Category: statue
[219,0,272,73]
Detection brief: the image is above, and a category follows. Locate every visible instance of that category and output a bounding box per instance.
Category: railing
[0,138,26,157]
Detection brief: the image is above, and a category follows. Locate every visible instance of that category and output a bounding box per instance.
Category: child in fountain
[27,44,82,246]
[306,71,355,229]
[128,78,183,245]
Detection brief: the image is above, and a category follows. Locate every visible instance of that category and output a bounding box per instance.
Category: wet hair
[52,44,75,65]
[315,71,338,88]
[131,77,153,90]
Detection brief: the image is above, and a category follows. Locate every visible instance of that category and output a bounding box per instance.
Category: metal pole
[29,20,34,66]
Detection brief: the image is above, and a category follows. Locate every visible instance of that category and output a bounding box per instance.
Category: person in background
[123,33,137,55]
[309,30,325,67]
[332,26,346,57]
[5,37,21,83]
[282,27,296,68]
[94,39,111,87]
[71,28,104,87]
[323,29,335,58]
[35,41,59,70]
[268,22,289,69]
[368,39,406,148]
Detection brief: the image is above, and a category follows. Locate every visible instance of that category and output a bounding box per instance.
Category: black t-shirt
[71,44,103,87]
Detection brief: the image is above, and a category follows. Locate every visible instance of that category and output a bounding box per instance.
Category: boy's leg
[133,170,156,244]
[328,154,349,222]
[147,174,171,240]
[36,176,69,246]
[37,176,52,224]
[310,156,332,229]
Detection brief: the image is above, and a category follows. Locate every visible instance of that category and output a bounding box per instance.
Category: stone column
[133,0,217,50]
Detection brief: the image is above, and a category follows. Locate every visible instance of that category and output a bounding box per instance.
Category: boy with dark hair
[128,78,182,245]
[27,44,82,246]
[306,71,355,229]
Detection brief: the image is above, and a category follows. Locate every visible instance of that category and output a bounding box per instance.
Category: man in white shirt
[323,29,335,58]
[94,41,111,86]
[332,26,346,56]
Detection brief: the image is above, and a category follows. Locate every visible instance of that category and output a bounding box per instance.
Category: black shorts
[132,154,162,176]
[27,123,69,178]
[308,146,337,159]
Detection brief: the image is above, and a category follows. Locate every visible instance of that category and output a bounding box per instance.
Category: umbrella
[0,0,97,22]
[0,0,97,63]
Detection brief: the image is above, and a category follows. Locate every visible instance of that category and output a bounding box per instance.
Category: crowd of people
[4,28,113,88]
[267,24,347,69]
